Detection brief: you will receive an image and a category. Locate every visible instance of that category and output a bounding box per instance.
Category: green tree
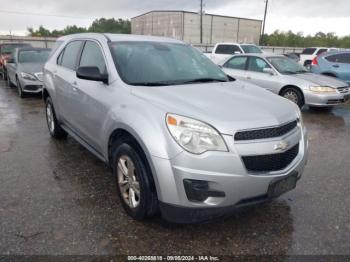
[88,18,131,34]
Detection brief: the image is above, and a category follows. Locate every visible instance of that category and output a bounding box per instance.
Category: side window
[215,45,241,55]
[224,56,248,70]
[79,41,106,74]
[60,41,82,71]
[316,49,327,55]
[326,53,350,64]
[248,57,271,73]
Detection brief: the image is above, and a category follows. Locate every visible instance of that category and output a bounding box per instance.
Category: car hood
[18,62,45,74]
[294,73,347,88]
[131,81,298,135]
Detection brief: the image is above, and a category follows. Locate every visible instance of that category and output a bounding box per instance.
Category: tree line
[28,20,350,48]
[27,18,131,37]
[263,30,350,48]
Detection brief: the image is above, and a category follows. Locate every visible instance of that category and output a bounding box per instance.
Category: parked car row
[0,42,32,80]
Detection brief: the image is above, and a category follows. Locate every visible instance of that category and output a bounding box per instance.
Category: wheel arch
[279,85,305,106]
[107,127,159,194]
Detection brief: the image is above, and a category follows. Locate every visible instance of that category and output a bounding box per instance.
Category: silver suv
[43,33,308,223]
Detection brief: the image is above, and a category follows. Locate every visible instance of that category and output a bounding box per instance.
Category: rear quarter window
[215,45,241,55]
[302,48,317,55]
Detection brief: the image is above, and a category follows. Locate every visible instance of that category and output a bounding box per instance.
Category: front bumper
[304,89,350,106]
[19,78,43,93]
[152,126,308,223]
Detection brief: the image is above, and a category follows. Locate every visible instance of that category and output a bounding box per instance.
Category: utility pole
[261,0,269,46]
[200,0,203,44]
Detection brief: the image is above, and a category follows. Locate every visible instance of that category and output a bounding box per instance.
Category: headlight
[20,72,37,81]
[309,86,336,93]
[166,114,228,154]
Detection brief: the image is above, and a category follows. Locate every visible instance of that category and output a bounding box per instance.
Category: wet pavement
[0,80,349,256]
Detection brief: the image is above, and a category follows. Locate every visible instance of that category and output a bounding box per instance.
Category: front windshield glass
[18,50,50,63]
[109,41,228,86]
[241,45,263,54]
[267,56,308,75]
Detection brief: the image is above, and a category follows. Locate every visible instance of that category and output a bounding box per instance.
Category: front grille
[24,85,42,91]
[242,143,299,172]
[337,86,349,94]
[235,120,298,141]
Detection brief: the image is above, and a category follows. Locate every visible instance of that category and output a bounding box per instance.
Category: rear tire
[280,87,305,108]
[45,97,67,139]
[111,137,158,220]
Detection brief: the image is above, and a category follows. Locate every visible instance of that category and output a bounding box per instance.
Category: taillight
[312,57,318,65]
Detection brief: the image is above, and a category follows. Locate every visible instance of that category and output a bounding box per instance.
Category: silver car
[43,33,308,223]
[6,47,50,98]
[221,53,350,108]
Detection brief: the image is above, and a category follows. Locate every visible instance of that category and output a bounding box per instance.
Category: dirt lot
[0,81,349,256]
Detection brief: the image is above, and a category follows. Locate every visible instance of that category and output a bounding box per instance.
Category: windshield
[109,41,228,86]
[241,45,263,54]
[18,50,50,63]
[1,44,31,55]
[267,56,308,75]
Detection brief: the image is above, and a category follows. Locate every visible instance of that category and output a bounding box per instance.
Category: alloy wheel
[117,155,140,208]
[283,90,299,104]
[46,103,55,134]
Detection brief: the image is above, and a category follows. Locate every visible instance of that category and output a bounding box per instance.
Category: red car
[0,43,32,80]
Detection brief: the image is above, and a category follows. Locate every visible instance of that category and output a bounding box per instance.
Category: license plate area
[268,172,298,198]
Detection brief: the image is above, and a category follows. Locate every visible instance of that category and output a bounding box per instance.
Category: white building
[131,10,262,45]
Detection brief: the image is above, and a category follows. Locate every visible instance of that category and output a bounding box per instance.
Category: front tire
[45,97,67,139]
[280,87,304,108]
[111,138,158,220]
[16,78,25,98]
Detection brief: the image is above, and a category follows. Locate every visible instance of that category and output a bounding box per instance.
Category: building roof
[131,10,262,23]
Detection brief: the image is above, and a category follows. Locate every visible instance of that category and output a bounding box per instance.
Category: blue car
[311,51,350,84]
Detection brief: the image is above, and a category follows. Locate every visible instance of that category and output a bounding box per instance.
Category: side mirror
[76,66,108,84]
[263,68,275,75]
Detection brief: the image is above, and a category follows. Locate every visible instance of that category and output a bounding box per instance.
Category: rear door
[54,40,84,128]
[245,56,281,93]
[326,53,350,83]
[222,56,248,81]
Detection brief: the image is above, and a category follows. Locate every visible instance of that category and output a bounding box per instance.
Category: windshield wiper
[129,82,175,86]
[181,78,228,84]
[283,70,297,75]
[296,70,308,74]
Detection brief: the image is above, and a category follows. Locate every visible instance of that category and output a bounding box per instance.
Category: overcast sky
[0,0,349,36]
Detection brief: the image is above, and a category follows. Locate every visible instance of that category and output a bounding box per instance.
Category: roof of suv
[57,33,184,44]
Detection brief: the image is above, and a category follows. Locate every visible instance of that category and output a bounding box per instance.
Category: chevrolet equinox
[43,33,308,223]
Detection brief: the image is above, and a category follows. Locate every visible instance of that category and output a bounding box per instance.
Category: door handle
[72,86,79,92]
[72,81,77,85]
[247,76,252,80]
[333,65,339,68]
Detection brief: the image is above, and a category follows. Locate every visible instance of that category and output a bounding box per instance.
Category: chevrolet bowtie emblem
[274,141,289,151]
